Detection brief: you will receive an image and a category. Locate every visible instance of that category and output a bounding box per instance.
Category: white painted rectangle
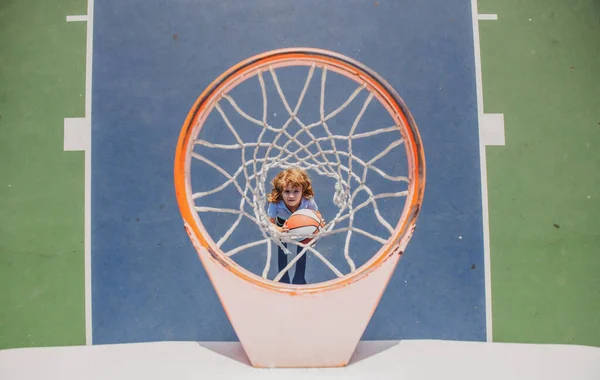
[482,113,506,146]
[478,14,498,21]
[66,15,88,22]
[64,117,90,151]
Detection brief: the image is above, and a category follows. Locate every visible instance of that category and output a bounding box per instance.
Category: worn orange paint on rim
[174,48,425,295]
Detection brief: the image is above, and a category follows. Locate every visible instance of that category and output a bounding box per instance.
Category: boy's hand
[270,217,288,233]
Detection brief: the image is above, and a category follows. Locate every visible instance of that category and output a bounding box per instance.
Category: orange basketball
[285,209,325,244]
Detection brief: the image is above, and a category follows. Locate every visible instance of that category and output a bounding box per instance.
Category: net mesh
[191,63,410,283]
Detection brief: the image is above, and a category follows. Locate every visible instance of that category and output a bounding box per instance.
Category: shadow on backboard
[196,340,400,367]
[196,342,252,366]
[348,340,400,364]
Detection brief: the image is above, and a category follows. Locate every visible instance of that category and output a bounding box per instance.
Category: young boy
[267,168,319,285]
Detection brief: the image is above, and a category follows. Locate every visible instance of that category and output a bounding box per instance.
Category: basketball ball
[285,209,325,244]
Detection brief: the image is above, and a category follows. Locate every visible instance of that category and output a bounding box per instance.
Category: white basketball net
[191,63,409,283]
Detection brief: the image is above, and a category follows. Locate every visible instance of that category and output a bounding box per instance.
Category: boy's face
[282,184,302,210]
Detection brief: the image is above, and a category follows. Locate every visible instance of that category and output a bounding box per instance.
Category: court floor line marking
[482,114,506,146]
[63,118,90,151]
[84,0,95,346]
[64,5,93,345]
[66,15,88,22]
[471,0,494,342]
[478,14,498,21]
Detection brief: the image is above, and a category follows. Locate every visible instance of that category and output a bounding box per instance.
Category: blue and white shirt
[267,197,318,222]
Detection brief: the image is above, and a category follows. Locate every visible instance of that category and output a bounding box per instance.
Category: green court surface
[1,0,87,348]
[479,0,600,345]
[1,0,599,352]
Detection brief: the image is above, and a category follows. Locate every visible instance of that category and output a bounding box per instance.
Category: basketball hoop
[174,48,425,368]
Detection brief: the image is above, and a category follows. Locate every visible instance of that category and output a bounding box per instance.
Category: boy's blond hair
[267,168,314,203]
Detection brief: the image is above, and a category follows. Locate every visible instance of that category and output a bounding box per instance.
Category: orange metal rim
[174,48,426,295]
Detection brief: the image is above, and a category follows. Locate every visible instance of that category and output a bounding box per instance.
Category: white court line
[63,118,90,151]
[482,114,506,146]
[471,1,494,342]
[84,0,95,346]
[66,15,88,22]
[65,5,94,345]
[478,14,498,21]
